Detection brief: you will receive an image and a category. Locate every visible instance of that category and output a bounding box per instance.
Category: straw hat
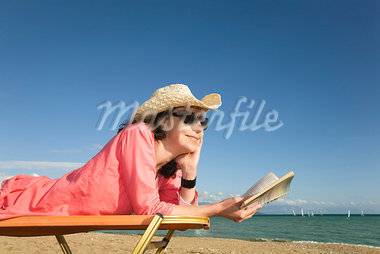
[133,84,222,121]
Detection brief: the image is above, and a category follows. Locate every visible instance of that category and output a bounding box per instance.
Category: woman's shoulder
[120,121,152,133]
[118,122,154,142]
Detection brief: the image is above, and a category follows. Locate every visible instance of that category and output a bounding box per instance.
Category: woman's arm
[179,168,197,204]
[174,138,201,204]
[119,124,177,215]
[173,135,261,222]
[172,197,262,223]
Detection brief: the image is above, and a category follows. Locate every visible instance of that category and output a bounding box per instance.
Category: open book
[240,171,295,209]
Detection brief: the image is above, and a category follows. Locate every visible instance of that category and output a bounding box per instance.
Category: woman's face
[162,106,206,154]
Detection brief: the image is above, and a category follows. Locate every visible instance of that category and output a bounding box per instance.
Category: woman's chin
[183,144,197,153]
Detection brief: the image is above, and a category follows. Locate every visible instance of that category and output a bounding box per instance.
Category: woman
[0,84,261,222]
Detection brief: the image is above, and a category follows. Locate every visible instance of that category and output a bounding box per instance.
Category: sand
[0,232,379,254]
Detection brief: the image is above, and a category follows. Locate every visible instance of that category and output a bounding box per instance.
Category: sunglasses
[172,112,209,130]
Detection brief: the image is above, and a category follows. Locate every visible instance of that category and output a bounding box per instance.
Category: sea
[104,214,380,248]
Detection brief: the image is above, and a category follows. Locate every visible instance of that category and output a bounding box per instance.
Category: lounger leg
[55,235,73,254]
[155,229,175,254]
[132,213,164,254]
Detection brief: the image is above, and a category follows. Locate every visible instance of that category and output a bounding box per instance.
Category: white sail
[361,210,364,216]
[292,209,296,216]
[301,208,304,217]
[348,210,351,218]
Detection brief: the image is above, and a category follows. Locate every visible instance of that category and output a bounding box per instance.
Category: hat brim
[134,92,221,121]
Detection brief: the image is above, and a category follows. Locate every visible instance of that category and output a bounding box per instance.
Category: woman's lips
[186,135,198,142]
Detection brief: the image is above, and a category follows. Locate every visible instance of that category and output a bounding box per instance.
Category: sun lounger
[0,214,210,254]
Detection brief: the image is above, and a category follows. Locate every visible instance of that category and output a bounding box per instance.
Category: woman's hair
[117,110,179,179]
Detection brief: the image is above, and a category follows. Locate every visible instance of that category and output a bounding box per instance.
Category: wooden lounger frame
[0,214,210,254]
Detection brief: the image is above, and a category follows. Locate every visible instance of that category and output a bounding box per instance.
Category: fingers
[233,197,246,203]
[220,198,261,223]
[252,204,262,212]
[196,136,203,148]
[242,206,258,216]
[196,139,203,150]
[236,204,262,223]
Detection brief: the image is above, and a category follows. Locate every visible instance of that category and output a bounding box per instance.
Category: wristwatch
[181,177,197,189]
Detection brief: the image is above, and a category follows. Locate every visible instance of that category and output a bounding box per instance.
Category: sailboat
[301,208,304,217]
[320,210,323,216]
[347,210,351,218]
[311,211,314,217]
[292,209,296,216]
[361,210,364,216]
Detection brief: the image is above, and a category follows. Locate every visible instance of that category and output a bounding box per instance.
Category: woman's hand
[174,138,202,179]
[217,197,262,223]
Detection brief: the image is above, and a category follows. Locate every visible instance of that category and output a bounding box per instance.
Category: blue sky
[0,0,379,214]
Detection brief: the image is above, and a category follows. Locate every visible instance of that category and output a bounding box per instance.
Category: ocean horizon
[103,214,380,248]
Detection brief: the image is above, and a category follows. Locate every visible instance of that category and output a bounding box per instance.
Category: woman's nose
[192,121,203,133]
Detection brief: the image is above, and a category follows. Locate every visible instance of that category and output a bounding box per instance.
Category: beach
[1,232,379,254]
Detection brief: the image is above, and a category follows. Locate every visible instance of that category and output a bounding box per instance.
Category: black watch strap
[181,177,196,188]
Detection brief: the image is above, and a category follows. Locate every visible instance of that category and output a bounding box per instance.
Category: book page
[242,173,279,197]
[240,171,295,209]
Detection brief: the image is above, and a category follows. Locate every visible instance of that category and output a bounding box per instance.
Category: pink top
[0,122,198,220]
